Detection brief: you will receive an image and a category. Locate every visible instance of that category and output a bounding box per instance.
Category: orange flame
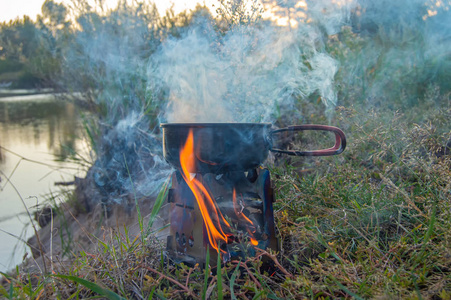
[232,189,254,226]
[179,130,230,252]
[232,188,258,246]
[179,130,259,251]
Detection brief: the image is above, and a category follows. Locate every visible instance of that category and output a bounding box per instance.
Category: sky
[0,0,215,22]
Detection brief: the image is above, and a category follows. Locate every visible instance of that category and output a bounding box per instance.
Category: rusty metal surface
[166,169,278,267]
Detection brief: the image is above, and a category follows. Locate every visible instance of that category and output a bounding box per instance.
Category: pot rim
[160,122,272,128]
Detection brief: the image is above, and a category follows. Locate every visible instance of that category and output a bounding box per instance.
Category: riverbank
[0,89,95,112]
[22,188,168,275]
[0,88,54,98]
[0,95,90,272]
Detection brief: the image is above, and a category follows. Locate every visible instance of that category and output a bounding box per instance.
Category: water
[0,94,90,272]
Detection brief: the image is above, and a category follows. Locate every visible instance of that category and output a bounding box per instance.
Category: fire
[179,130,230,252]
[232,188,254,228]
[232,186,258,246]
[179,129,259,252]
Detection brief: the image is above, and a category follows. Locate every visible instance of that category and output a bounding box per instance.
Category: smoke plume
[149,4,345,123]
[61,0,450,206]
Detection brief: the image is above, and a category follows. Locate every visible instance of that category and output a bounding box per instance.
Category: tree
[40,0,70,34]
[0,17,44,88]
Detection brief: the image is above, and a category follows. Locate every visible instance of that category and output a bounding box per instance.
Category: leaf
[53,274,126,300]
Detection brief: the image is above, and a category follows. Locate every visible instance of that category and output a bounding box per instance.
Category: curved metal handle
[270,125,346,156]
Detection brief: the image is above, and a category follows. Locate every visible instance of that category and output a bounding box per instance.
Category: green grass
[1,97,451,299]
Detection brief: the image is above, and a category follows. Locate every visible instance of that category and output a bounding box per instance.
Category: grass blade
[335,280,364,300]
[0,285,8,297]
[54,274,126,300]
[230,263,240,300]
[148,286,156,300]
[252,291,264,300]
[124,154,143,232]
[147,176,170,230]
[202,248,210,300]
[9,282,13,300]
[217,246,223,300]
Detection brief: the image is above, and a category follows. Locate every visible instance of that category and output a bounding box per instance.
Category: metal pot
[161,123,346,174]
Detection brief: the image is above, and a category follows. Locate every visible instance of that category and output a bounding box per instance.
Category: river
[0,93,90,272]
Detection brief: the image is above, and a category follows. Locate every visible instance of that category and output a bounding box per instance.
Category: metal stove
[161,122,346,267]
[166,168,278,267]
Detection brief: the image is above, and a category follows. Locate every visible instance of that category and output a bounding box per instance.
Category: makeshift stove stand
[166,168,278,267]
[161,123,346,267]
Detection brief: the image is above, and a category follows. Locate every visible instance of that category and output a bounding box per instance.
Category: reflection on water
[0,95,90,272]
[0,97,81,162]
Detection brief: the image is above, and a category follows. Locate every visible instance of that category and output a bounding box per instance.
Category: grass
[1,96,451,299]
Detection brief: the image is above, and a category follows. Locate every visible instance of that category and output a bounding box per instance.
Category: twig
[185,264,197,287]
[50,208,54,274]
[139,265,197,298]
[0,228,45,257]
[205,276,217,300]
[54,181,75,186]
[231,260,262,288]
[0,157,23,190]
[255,249,294,279]
[0,146,80,171]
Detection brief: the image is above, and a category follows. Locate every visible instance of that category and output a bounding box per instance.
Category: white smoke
[68,0,450,203]
[148,1,351,123]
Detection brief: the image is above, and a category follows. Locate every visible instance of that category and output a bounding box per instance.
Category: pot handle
[270,125,346,156]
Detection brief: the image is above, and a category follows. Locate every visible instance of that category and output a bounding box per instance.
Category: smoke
[59,0,450,206]
[340,0,451,107]
[90,112,171,206]
[149,2,347,124]
[60,2,174,207]
[149,0,450,123]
